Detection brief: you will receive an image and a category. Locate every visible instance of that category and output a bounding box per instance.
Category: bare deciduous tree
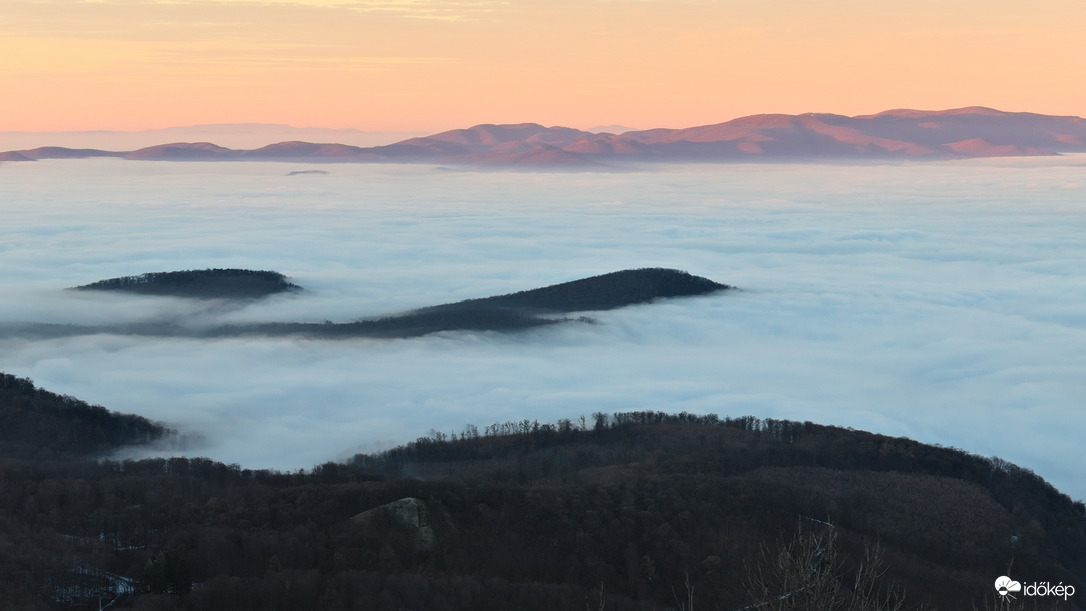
[744,525,925,611]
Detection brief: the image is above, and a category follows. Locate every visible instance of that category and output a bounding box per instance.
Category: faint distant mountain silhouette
[124,142,236,160]
[12,146,124,160]
[0,151,35,161]
[5,107,1085,167]
[586,124,639,134]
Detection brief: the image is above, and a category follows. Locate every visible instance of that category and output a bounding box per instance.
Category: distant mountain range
[4,107,1086,167]
[0,124,425,151]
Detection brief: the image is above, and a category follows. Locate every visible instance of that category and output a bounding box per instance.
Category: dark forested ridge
[71,269,301,299]
[0,373,169,460]
[240,267,732,338]
[419,268,732,314]
[7,268,731,340]
[0,374,1082,610]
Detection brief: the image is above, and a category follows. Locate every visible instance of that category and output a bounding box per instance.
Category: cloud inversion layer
[0,157,1083,500]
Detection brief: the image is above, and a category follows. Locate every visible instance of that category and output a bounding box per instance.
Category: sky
[2,0,1085,133]
[1,157,1084,500]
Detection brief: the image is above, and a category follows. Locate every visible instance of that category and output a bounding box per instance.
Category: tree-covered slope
[72,269,301,299]
[1,390,1081,609]
[0,373,169,460]
[240,267,731,338]
[420,267,731,314]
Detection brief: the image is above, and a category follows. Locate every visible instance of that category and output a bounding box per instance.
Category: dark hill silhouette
[72,268,301,299]
[0,377,1081,609]
[0,373,169,460]
[421,267,729,314]
[345,413,1085,611]
[2,269,731,340]
[239,268,732,338]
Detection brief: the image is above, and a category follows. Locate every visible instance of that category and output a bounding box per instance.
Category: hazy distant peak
[124,142,237,160]
[160,122,298,131]
[857,106,1009,119]
[14,146,121,160]
[427,123,544,144]
[245,141,370,157]
[157,141,230,149]
[129,141,235,153]
[585,124,640,134]
[425,123,593,146]
[0,151,35,161]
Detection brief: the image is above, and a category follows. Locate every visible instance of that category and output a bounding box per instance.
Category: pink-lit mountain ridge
[5,107,1086,167]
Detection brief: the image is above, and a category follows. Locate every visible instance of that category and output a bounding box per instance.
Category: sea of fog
[1,157,1084,500]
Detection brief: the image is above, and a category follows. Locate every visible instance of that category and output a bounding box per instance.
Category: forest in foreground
[1,373,1083,610]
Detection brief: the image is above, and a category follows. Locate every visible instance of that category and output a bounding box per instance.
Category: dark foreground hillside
[0,373,168,460]
[0,376,1081,610]
[72,269,301,299]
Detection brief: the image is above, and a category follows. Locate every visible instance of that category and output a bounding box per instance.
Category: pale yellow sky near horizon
[2,0,1084,132]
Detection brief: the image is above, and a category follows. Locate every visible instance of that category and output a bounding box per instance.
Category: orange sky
[3,0,1084,132]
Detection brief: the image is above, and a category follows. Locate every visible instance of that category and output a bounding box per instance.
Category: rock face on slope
[351,497,436,552]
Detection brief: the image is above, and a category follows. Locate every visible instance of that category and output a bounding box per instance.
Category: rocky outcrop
[351,497,435,551]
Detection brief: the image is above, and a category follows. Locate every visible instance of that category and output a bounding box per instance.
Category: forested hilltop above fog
[417,267,729,313]
[5,107,1086,168]
[0,373,1082,610]
[5,268,730,340]
[71,269,301,300]
[242,268,732,338]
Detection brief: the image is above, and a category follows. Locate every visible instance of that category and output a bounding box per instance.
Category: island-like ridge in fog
[72,269,302,300]
[6,268,731,339]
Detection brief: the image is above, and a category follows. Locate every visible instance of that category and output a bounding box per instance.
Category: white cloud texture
[1,157,1084,499]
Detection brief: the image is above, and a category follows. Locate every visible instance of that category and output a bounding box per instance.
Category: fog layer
[1,157,1083,499]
